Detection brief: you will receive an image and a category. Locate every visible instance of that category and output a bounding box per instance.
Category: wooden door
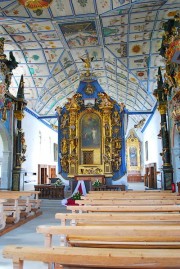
[40,167,47,184]
[38,164,48,184]
[145,163,157,189]
[50,167,56,178]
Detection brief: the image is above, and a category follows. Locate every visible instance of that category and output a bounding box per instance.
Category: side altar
[57,56,127,188]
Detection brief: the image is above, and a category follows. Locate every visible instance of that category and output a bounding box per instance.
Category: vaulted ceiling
[1,0,179,128]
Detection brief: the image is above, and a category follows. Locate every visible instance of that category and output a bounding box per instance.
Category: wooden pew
[36,224,180,249]
[3,190,41,213]
[55,212,180,226]
[66,204,180,213]
[0,190,41,223]
[0,198,7,230]
[3,245,180,269]
[85,192,180,199]
[82,192,180,200]
[89,190,174,194]
[0,193,27,223]
[76,199,180,206]
[18,194,41,213]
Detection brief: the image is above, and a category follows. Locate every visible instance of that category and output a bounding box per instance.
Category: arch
[0,122,13,189]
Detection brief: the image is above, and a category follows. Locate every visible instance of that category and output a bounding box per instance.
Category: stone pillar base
[12,168,25,191]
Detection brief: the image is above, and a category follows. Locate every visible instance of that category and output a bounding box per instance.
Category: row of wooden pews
[0,190,41,232]
[3,190,180,269]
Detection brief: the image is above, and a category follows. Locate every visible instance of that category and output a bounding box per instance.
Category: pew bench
[89,190,174,194]
[7,190,41,213]
[55,212,180,226]
[0,193,28,223]
[3,245,180,269]
[36,224,180,249]
[0,198,7,230]
[85,193,180,200]
[66,204,180,213]
[76,198,180,206]
[0,191,40,223]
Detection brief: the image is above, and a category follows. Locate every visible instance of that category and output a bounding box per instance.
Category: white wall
[22,111,58,186]
[142,110,163,187]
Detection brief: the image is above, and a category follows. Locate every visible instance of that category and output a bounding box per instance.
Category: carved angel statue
[80,56,94,69]
[134,118,145,129]
[55,106,62,116]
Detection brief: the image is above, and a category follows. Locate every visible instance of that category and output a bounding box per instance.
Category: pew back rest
[36,224,180,248]
[3,245,180,269]
[55,212,180,226]
[76,199,180,205]
[66,204,180,213]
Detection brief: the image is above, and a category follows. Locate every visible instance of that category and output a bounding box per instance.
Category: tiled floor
[0,182,146,269]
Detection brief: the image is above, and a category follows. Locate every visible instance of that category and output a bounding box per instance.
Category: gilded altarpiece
[59,88,123,179]
[126,130,141,182]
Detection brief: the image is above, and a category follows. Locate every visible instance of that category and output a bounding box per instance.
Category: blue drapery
[58,79,126,180]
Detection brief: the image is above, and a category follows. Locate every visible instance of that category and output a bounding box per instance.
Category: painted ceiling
[0,0,179,128]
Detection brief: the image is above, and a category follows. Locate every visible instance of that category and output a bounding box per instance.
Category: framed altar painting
[81,113,101,148]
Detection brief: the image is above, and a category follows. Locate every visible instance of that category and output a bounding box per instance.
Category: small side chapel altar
[57,56,127,196]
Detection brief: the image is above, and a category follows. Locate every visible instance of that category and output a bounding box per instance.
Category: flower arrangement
[54,179,63,187]
[71,191,81,200]
[92,179,102,187]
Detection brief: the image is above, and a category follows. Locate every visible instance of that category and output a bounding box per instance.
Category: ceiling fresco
[0,0,179,128]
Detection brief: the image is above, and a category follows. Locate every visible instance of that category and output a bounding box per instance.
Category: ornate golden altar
[59,89,123,180]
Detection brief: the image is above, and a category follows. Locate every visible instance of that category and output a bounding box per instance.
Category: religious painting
[81,113,101,148]
[129,146,137,166]
[145,141,148,161]
[58,21,98,48]
[53,143,58,162]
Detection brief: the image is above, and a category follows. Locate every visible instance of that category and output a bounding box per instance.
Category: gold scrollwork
[98,92,114,109]
[61,156,69,173]
[83,167,102,175]
[112,111,121,126]
[61,138,68,154]
[61,113,69,129]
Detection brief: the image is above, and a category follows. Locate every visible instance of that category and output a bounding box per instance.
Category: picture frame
[53,143,58,162]
[145,141,148,161]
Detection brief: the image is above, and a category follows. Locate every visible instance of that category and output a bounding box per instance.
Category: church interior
[0,0,180,268]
